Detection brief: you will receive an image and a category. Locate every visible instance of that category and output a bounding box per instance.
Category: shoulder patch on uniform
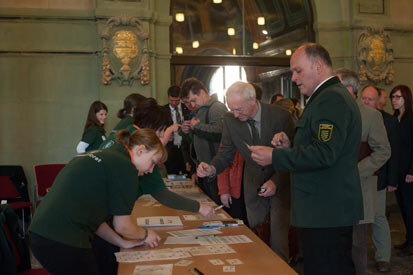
[318,124,333,142]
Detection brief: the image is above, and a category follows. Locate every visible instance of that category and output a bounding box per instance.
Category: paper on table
[226,259,244,265]
[167,228,222,237]
[115,248,191,263]
[164,236,201,245]
[183,244,235,256]
[209,259,225,265]
[174,260,194,267]
[137,216,183,227]
[223,265,236,272]
[183,213,227,221]
[196,235,252,246]
[133,264,173,275]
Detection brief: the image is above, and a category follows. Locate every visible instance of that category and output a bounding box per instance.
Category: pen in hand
[215,204,224,211]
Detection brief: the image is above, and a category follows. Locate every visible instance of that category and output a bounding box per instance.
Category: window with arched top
[170,0,314,103]
[209,66,247,104]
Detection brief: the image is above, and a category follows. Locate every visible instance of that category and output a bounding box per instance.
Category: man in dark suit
[197,81,295,260]
[361,85,399,272]
[249,43,363,275]
[163,85,191,175]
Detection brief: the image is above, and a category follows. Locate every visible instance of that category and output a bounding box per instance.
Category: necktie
[247,119,260,145]
[174,106,182,124]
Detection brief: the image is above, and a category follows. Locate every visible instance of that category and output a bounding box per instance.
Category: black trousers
[164,143,186,175]
[30,232,99,275]
[301,226,355,275]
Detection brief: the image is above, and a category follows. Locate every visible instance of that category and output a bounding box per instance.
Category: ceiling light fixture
[176,47,183,54]
[175,13,184,22]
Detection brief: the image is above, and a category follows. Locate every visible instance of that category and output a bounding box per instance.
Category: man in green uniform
[249,43,363,275]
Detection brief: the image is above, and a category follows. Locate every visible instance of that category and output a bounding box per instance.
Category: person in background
[390,85,413,257]
[99,93,145,150]
[336,69,390,275]
[273,98,299,123]
[249,43,363,274]
[181,77,228,204]
[378,89,388,111]
[216,83,264,226]
[163,85,191,175]
[270,93,283,104]
[290,98,303,118]
[76,101,108,153]
[360,85,399,272]
[197,81,294,260]
[30,129,167,275]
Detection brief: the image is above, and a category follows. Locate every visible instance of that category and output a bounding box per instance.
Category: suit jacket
[357,101,390,224]
[377,110,400,190]
[211,102,295,227]
[272,76,364,228]
[163,103,191,125]
[162,103,191,173]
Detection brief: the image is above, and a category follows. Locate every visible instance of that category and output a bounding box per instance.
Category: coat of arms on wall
[101,15,150,86]
[358,27,394,85]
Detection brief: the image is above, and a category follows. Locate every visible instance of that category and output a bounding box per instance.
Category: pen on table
[197,225,220,229]
[215,204,224,211]
[193,267,205,275]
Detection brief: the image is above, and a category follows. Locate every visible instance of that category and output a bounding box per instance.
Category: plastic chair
[0,166,33,234]
[33,164,66,205]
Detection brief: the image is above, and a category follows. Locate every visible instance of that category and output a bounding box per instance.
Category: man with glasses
[197,81,295,260]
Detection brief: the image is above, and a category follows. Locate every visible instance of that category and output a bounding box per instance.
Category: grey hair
[335,68,360,95]
[226,81,256,101]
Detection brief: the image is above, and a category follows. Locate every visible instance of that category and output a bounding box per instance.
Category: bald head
[290,43,334,97]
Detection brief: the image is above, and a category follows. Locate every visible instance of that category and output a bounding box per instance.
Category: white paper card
[209,259,225,265]
[137,216,183,227]
[115,249,191,263]
[183,213,227,221]
[164,236,201,245]
[167,228,222,237]
[226,259,244,265]
[174,260,194,267]
[133,264,173,275]
[223,266,236,272]
[196,235,252,245]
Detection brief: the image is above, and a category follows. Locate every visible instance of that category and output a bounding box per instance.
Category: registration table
[118,180,297,275]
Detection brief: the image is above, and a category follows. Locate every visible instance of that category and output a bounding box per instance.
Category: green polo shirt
[99,116,133,150]
[29,144,140,248]
[82,126,106,151]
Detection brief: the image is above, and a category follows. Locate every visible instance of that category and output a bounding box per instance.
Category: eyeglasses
[390,95,403,99]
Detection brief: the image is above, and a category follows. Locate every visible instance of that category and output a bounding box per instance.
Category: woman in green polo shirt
[30,129,167,275]
[99,93,146,150]
[76,100,108,153]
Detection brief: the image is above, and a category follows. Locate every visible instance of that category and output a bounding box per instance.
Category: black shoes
[376,261,391,273]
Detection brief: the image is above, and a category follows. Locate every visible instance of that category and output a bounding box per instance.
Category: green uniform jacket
[272,76,363,228]
[99,116,133,150]
[81,126,106,151]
